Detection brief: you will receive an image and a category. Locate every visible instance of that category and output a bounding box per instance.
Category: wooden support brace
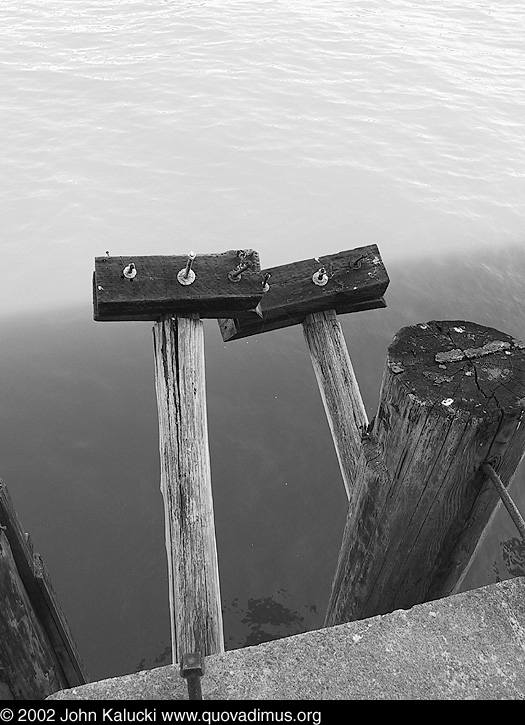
[93,249,268,666]
[153,315,224,663]
[302,310,368,503]
[219,246,389,504]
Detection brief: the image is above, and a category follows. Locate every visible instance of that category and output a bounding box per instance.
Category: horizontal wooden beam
[218,245,389,341]
[93,250,264,321]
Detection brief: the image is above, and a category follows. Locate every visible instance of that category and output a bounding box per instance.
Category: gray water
[1,0,524,681]
[1,248,524,680]
[1,0,524,316]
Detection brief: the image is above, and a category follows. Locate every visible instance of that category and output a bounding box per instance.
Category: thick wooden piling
[326,320,525,626]
[302,310,368,503]
[153,315,224,662]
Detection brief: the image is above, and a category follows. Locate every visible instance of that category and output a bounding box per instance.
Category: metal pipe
[481,463,525,541]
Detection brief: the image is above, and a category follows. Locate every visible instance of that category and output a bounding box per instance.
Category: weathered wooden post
[325,320,525,625]
[93,251,264,663]
[219,245,389,504]
[0,479,86,699]
[302,310,369,504]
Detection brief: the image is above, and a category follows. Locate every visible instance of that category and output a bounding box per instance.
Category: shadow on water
[0,243,524,681]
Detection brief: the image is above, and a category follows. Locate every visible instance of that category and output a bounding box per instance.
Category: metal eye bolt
[122,263,137,280]
[228,261,249,282]
[177,252,196,285]
[312,267,328,286]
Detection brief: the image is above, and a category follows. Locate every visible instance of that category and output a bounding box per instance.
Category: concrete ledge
[48,578,525,700]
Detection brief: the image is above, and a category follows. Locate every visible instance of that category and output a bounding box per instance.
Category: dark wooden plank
[93,250,265,321]
[0,480,87,687]
[218,245,389,341]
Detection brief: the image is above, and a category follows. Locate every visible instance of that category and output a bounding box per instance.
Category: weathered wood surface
[219,245,388,341]
[94,250,264,321]
[326,320,525,627]
[0,529,68,699]
[153,315,224,663]
[0,480,87,690]
[303,310,368,503]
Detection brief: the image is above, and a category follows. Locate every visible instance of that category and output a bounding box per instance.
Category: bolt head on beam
[180,652,205,678]
[93,250,264,321]
[219,245,389,341]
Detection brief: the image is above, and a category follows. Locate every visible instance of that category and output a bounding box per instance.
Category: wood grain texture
[218,245,389,341]
[94,250,264,321]
[303,310,368,503]
[0,480,87,688]
[326,320,525,626]
[153,315,224,662]
[0,530,67,700]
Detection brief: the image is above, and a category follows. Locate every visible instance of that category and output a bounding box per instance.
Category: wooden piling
[302,310,368,503]
[0,530,66,699]
[94,249,265,665]
[326,320,525,626]
[153,315,224,663]
[0,480,86,699]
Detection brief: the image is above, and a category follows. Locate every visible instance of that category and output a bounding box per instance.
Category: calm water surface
[1,0,524,313]
[0,0,524,680]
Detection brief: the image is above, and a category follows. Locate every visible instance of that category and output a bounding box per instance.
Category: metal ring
[312,268,328,286]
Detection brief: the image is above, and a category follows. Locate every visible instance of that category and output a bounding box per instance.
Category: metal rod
[228,262,249,282]
[481,463,525,541]
[184,252,196,279]
[186,676,203,700]
[180,652,204,701]
[262,272,271,292]
[177,252,197,285]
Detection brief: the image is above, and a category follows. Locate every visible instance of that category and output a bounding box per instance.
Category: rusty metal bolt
[180,652,205,700]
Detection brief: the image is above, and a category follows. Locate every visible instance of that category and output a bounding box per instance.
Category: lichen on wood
[327,320,525,626]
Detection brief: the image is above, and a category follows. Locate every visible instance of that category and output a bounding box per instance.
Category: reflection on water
[498,539,525,580]
[134,590,317,672]
[1,246,524,680]
[226,591,318,649]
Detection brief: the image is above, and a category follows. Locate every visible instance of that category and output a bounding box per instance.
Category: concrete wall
[48,577,525,700]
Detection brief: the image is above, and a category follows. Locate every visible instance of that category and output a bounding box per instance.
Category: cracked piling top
[387,320,525,418]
